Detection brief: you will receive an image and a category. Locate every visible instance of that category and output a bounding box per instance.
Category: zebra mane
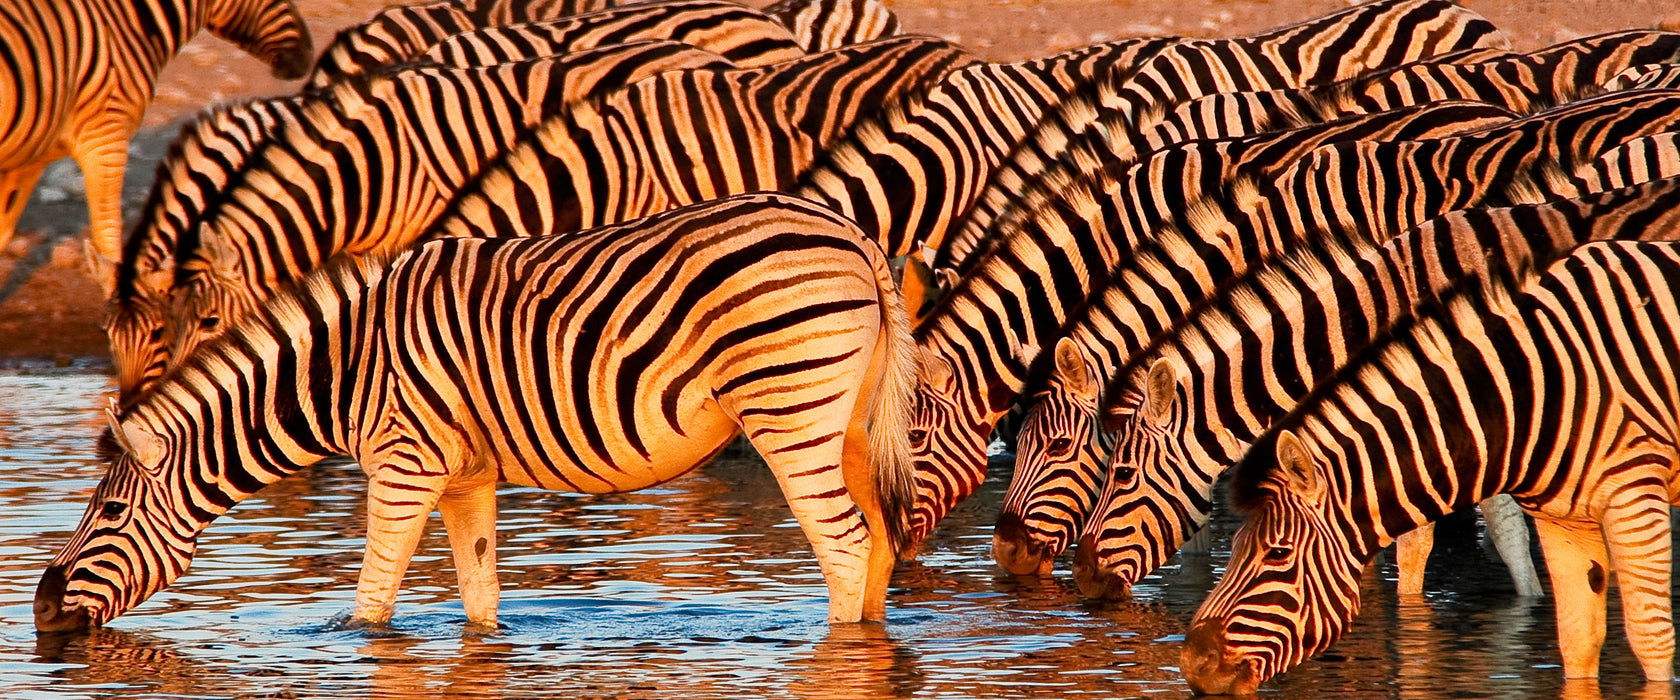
[915,160,1103,339]
[118,95,303,298]
[1227,254,1537,512]
[146,250,391,412]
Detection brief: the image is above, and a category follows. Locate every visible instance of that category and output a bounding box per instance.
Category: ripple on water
[2,371,1674,699]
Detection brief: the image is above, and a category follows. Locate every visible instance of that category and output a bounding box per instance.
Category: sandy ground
[2,0,1676,365]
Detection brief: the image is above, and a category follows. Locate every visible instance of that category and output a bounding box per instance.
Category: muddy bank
[2,0,1674,366]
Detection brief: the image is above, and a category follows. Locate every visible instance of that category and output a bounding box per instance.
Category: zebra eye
[148,327,164,343]
[99,501,128,520]
[199,316,220,331]
[1264,544,1293,564]
[908,429,928,445]
[1114,466,1137,483]
[1048,437,1073,455]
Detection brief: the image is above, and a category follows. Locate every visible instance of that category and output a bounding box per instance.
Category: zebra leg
[1533,517,1610,678]
[355,471,447,625]
[0,163,46,262]
[438,474,501,628]
[1480,494,1545,597]
[738,416,872,623]
[841,417,892,622]
[71,119,134,292]
[1394,523,1435,596]
[1601,478,1675,681]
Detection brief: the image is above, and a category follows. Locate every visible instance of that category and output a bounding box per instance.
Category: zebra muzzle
[33,564,95,633]
[1181,619,1260,696]
[1070,534,1132,600]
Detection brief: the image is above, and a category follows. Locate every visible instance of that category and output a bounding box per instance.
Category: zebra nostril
[1182,619,1240,695]
[33,564,93,633]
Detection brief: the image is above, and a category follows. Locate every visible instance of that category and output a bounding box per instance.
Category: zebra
[108,3,855,401]
[939,28,1680,279]
[0,0,312,293]
[414,0,808,70]
[161,36,968,367]
[905,93,1530,550]
[994,88,1680,579]
[34,192,917,631]
[307,0,900,87]
[106,95,310,401]
[115,40,739,398]
[1071,174,1680,603]
[1182,227,1680,692]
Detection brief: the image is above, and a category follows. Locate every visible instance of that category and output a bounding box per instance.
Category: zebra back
[762,0,900,51]
[425,35,975,245]
[308,0,903,88]
[419,1,808,69]
[306,0,623,87]
[988,101,1512,574]
[1191,212,1680,693]
[791,37,1177,260]
[204,0,314,79]
[164,41,737,369]
[1079,176,1680,596]
[938,2,1515,278]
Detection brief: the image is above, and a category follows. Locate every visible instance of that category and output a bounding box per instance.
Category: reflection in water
[3,371,1677,698]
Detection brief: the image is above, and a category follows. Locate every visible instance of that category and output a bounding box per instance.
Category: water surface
[0,370,1668,699]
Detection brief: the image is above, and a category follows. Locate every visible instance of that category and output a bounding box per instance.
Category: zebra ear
[1275,429,1324,504]
[899,256,939,325]
[199,234,246,284]
[106,399,165,474]
[920,348,955,393]
[1053,337,1097,399]
[1142,358,1177,425]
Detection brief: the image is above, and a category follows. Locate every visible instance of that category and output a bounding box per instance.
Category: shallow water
[0,370,1670,699]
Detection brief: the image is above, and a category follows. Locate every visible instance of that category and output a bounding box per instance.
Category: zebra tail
[865,243,919,556]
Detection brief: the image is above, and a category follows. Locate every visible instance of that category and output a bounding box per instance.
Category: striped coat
[36,193,916,630]
[161,37,968,369]
[1186,229,1680,691]
[0,0,311,291]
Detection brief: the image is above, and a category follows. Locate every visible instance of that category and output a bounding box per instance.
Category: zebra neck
[107,0,206,70]
[1312,300,1536,559]
[140,263,376,506]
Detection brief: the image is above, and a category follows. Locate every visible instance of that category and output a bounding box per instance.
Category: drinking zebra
[1182,187,1680,693]
[35,192,915,630]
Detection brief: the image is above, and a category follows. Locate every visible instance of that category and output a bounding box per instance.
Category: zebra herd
[11,0,1680,693]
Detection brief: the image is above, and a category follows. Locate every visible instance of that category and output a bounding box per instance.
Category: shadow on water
[3,371,1678,699]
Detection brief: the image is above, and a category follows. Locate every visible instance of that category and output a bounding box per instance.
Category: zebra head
[906,345,998,551]
[205,0,314,80]
[1074,358,1219,599]
[104,287,175,402]
[993,338,1105,576]
[1182,429,1364,695]
[170,253,261,368]
[36,419,205,633]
